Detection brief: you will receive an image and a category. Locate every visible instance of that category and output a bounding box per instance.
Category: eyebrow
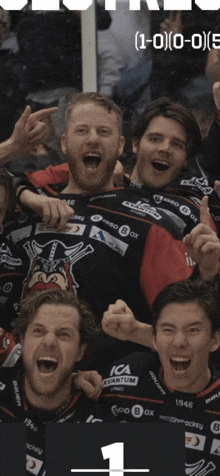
[58,326,75,332]
[158,320,204,329]
[31,322,44,328]
[172,137,187,146]
[147,132,186,146]
[31,321,76,331]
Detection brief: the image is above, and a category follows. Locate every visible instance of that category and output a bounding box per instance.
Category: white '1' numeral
[101,442,124,476]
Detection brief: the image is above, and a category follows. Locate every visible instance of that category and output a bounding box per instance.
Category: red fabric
[140,224,193,307]
[27,163,69,188]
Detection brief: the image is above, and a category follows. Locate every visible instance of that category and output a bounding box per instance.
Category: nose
[41,331,57,347]
[158,139,170,154]
[86,128,99,143]
[172,331,188,348]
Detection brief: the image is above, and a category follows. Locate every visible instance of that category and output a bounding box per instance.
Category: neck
[61,175,114,195]
[130,168,140,185]
[24,376,72,411]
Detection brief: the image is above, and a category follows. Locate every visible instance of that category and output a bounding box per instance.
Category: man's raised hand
[183,196,220,280]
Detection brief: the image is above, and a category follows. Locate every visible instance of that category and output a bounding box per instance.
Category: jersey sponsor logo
[131,404,144,418]
[153,194,163,205]
[90,226,128,256]
[122,200,162,220]
[149,371,166,395]
[13,379,22,407]
[118,225,130,237]
[131,405,154,419]
[190,196,201,207]
[210,439,220,456]
[74,215,85,222]
[35,223,86,236]
[159,415,203,431]
[26,444,43,456]
[210,421,220,434]
[111,386,124,392]
[180,177,213,195]
[0,244,22,267]
[89,193,117,202]
[110,364,131,376]
[58,411,76,423]
[179,205,191,216]
[185,459,216,475]
[205,391,220,404]
[2,282,13,294]
[153,195,180,208]
[26,454,44,475]
[111,405,130,417]
[103,376,138,387]
[185,432,206,451]
[111,404,154,419]
[91,215,103,222]
[85,415,104,423]
[7,225,32,243]
[93,220,139,239]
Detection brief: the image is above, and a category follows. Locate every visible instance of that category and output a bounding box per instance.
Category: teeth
[170,357,190,372]
[37,357,58,373]
[38,357,57,363]
[171,357,189,362]
[153,160,169,165]
[84,153,100,157]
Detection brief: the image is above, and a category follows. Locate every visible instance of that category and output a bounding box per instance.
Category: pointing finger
[200,196,210,227]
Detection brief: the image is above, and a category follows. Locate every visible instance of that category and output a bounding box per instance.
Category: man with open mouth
[0,288,114,475]
[101,280,220,473]
[2,93,220,370]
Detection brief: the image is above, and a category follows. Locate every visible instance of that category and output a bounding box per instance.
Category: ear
[61,133,67,155]
[210,330,220,353]
[132,139,139,155]
[75,343,87,362]
[118,135,125,157]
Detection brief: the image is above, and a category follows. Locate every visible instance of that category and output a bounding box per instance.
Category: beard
[24,363,73,401]
[66,156,117,195]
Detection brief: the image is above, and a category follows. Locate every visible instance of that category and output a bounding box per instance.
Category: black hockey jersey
[0,367,114,476]
[2,187,193,330]
[102,352,220,475]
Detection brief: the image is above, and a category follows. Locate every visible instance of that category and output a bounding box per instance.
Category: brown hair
[152,280,220,334]
[133,97,202,161]
[64,92,123,134]
[13,288,99,344]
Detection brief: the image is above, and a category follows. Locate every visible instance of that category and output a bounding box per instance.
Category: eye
[188,327,200,334]
[32,327,44,336]
[99,128,111,136]
[58,330,72,339]
[172,141,186,150]
[75,127,87,134]
[161,327,174,334]
[149,136,161,143]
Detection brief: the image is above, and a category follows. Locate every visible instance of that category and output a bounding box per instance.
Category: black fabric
[0,366,114,476]
[102,352,220,472]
